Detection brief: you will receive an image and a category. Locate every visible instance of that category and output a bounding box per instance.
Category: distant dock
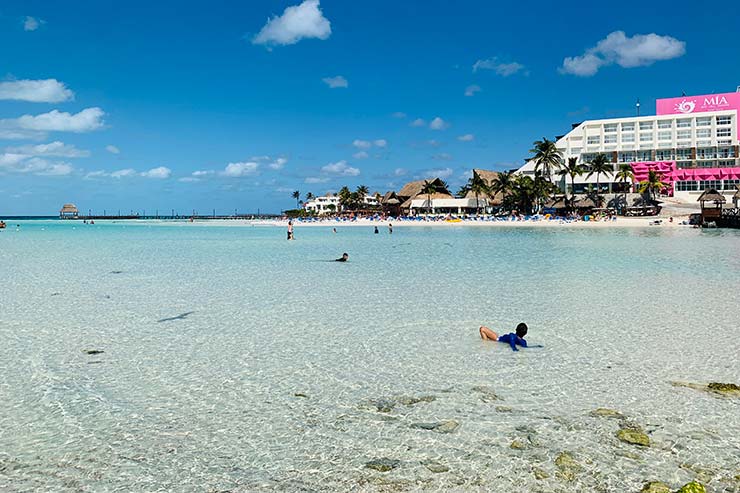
[60,214,282,221]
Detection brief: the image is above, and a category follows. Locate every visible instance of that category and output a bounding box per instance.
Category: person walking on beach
[287,220,294,240]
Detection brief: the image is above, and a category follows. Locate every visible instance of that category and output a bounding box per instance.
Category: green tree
[305,192,315,202]
[338,186,352,212]
[292,190,301,209]
[490,171,515,210]
[421,180,438,214]
[587,154,613,196]
[638,169,669,202]
[558,157,585,209]
[615,163,634,193]
[355,185,369,208]
[468,172,489,214]
[530,138,563,184]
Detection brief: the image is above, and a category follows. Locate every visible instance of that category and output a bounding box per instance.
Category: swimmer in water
[479,323,541,351]
[335,252,349,262]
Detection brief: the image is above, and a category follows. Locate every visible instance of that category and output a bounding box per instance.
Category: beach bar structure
[59,203,79,218]
[697,188,726,222]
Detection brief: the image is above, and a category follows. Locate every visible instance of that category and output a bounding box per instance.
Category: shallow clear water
[1,221,739,492]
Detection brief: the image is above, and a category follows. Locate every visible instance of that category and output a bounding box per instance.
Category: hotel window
[621,123,635,131]
[718,139,732,146]
[717,128,732,137]
[658,142,673,148]
[621,133,635,143]
[639,132,652,142]
[696,117,711,127]
[655,150,673,160]
[619,151,635,163]
[676,149,692,160]
[676,181,698,191]
[676,129,691,140]
[724,179,740,189]
[604,135,617,144]
[657,120,672,129]
[587,136,601,145]
[716,116,732,125]
[699,180,721,190]
[570,147,582,155]
[604,124,617,133]
[718,147,735,158]
[658,131,672,141]
[697,161,715,168]
[676,119,692,128]
[637,151,652,161]
[696,147,715,159]
[696,128,711,139]
[718,160,736,168]
[639,121,653,130]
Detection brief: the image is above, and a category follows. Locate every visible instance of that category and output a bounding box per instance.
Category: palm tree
[530,138,563,184]
[638,169,669,202]
[615,163,634,193]
[468,172,489,214]
[292,190,301,209]
[355,185,369,209]
[558,157,584,208]
[305,192,315,202]
[490,171,515,209]
[338,186,352,212]
[587,154,613,196]
[421,180,438,215]
[456,184,470,198]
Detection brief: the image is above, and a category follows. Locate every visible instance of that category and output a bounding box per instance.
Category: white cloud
[394,168,407,176]
[321,160,360,176]
[178,177,200,183]
[253,0,331,46]
[457,134,475,142]
[23,16,44,31]
[111,168,137,178]
[410,118,426,127]
[0,79,74,103]
[6,141,90,157]
[426,139,440,147]
[141,166,171,179]
[268,157,288,170]
[36,163,73,176]
[305,176,329,184]
[222,161,259,177]
[0,153,28,167]
[84,170,108,179]
[353,150,369,159]
[465,84,481,97]
[322,75,348,88]
[560,31,686,76]
[432,153,453,161]
[473,57,526,76]
[192,170,214,177]
[0,155,74,176]
[424,167,454,180]
[105,145,120,154]
[429,117,449,130]
[353,139,372,149]
[374,139,387,148]
[0,108,105,139]
[392,112,407,119]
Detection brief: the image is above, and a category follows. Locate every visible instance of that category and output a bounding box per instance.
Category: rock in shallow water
[422,460,449,473]
[509,440,526,450]
[671,381,740,398]
[365,458,400,472]
[532,467,550,480]
[616,428,650,447]
[554,451,582,481]
[411,420,460,433]
[676,481,706,493]
[590,407,623,418]
[640,481,671,493]
[472,385,500,402]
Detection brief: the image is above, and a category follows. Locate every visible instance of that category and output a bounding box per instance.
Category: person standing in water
[388,223,393,234]
[374,226,379,234]
[287,220,294,240]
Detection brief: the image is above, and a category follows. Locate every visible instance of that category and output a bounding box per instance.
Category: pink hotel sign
[656,92,740,133]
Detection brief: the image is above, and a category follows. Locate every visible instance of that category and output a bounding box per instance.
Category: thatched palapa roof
[697,189,726,204]
[397,178,450,199]
[465,169,504,206]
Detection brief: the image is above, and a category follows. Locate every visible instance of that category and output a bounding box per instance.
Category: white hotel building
[517,90,740,202]
[304,193,379,214]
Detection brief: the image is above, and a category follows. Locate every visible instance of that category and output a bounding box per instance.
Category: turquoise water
[1,221,739,492]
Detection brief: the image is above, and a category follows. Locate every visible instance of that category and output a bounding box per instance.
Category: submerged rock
[532,467,550,480]
[590,407,624,418]
[509,440,526,450]
[410,420,460,433]
[495,406,513,413]
[365,458,400,472]
[554,451,582,481]
[366,395,436,413]
[616,428,650,447]
[472,385,500,402]
[640,481,671,493]
[676,481,706,493]
[396,395,436,406]
[422,460,449,473]
[671,381,740,398]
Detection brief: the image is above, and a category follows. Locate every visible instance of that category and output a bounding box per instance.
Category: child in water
[479,323,537,351]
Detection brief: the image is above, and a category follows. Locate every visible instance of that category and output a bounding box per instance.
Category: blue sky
[1,0,739,215]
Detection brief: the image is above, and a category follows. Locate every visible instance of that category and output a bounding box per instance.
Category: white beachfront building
[516,90,740,202]
[303,193,380,214]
